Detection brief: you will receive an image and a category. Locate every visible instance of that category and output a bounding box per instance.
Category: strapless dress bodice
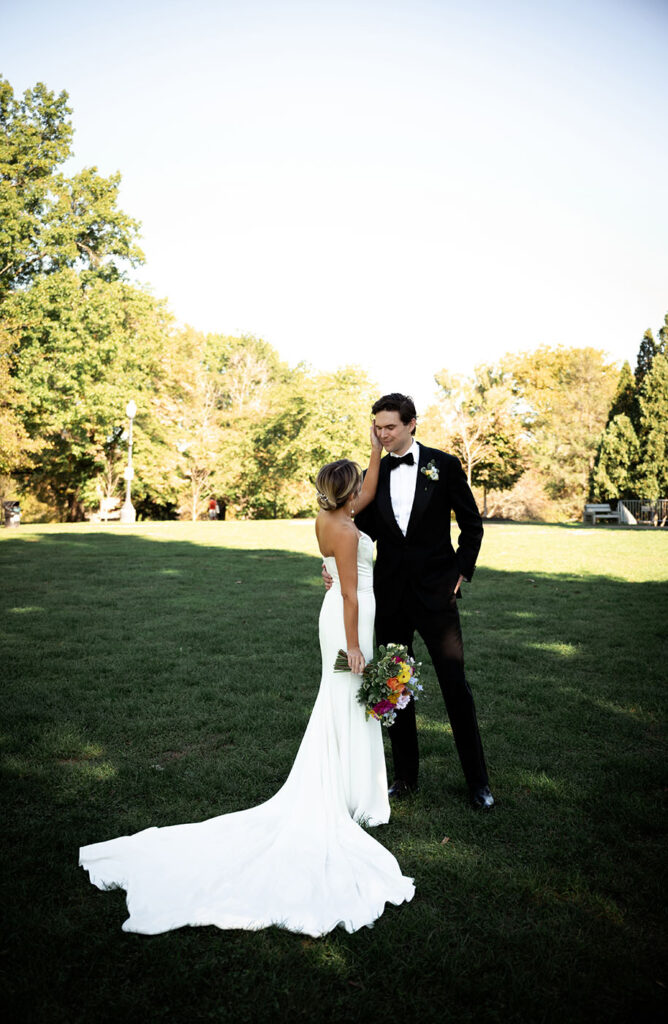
[323,532,374,592]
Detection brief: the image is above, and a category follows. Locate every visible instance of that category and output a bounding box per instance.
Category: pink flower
[373,700,395,716]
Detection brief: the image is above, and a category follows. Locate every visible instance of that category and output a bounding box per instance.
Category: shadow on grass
[0,529,666,1024]
[2,528,666,837]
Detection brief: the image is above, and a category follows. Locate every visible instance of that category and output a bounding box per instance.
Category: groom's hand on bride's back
[322,564,333,590]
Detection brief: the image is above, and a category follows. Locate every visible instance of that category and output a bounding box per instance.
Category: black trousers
[375,592,489,792]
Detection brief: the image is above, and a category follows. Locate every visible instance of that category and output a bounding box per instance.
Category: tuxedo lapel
[377,457,405,540]
[406,445,437,537]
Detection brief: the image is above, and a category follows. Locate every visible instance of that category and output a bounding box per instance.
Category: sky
[3,0,668,409]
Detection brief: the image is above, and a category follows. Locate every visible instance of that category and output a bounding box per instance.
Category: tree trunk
[67,492,86,522]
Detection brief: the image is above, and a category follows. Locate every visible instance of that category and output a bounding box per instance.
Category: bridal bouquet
[333,644,423,727]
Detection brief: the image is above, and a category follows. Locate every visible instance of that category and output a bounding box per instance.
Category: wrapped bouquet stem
[333,644,423,727]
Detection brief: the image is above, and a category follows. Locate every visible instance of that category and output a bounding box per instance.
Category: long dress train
[79,532,415,937]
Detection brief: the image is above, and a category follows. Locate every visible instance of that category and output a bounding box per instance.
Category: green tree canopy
[634,352,668,500]
[590,414,640,500]
[591,314,668,502]
[634,317,667,389]
[606,361,636,425]
[635,329,658,388]
[0,77,143,302]
[503,346,617,513]
[432,364,525,513]
[0,323,38,476]
[243,366,378,518]
[3,268,176,519]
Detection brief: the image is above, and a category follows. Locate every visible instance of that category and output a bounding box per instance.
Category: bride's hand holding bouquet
[334,643,423,727]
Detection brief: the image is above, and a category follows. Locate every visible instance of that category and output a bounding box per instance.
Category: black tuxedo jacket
[354,444,483,613]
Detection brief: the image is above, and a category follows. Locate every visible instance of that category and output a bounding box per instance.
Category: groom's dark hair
[371,393,417,436]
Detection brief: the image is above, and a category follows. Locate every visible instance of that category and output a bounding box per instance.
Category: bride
[79,428,415,937]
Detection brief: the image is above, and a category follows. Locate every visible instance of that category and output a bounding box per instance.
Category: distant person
[79,423,415,936]
[324,392,494,811]
[207,497,219,520]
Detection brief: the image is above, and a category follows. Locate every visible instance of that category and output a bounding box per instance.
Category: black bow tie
[389,452,415,469]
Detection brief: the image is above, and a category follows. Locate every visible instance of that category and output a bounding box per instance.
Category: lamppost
[120,399,137,524]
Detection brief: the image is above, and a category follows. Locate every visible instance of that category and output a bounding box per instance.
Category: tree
[606,361,636,425]
[659,313,668,357]
[504,346,617,514]
[169,329,227,521]
[590,414,640,500]
[0,77,163,519]
[0,323,38,476]
[143,329,293,521]
[591,315,668,502]
[432,372,492,487]
[634,318,668,389]
[3,269,177,519]
[1,78,72,299]
[473,431,526,515]
[244,366,377,518]
[0,77,143,301]
[589,360,641,500]
[634,353,668,501]
[215,334,286,415]
[90,425,125,519]
[432,365,525,514]
[635,329,658,389]
[188,332,290,519]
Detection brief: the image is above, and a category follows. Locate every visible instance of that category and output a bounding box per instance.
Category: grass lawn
[1,520,666,1024]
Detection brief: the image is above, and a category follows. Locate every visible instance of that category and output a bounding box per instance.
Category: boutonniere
[420,460,439,481]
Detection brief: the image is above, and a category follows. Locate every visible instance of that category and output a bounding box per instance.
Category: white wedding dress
[79,532,415,937]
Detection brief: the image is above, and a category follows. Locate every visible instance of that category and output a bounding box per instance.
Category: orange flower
[387,676,404,693]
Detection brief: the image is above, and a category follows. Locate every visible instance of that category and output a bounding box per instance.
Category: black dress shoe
[470,785,495,810]
[388,780,418,799]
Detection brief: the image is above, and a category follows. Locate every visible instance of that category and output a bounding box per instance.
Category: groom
[346,393,493,810]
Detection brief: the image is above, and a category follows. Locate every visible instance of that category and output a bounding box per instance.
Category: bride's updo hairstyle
[315,459,362,512]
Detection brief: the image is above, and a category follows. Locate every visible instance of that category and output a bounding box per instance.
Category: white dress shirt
[389,440,420,535]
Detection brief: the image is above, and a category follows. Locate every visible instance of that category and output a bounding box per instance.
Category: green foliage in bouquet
[334,643,423,726]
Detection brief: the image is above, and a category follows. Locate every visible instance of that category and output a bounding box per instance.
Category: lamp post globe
[120,399,137,524]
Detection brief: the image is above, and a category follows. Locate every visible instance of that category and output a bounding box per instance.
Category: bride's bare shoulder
[316,514,359,558]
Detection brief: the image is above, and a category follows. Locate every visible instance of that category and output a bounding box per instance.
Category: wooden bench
[583,503,620,524]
